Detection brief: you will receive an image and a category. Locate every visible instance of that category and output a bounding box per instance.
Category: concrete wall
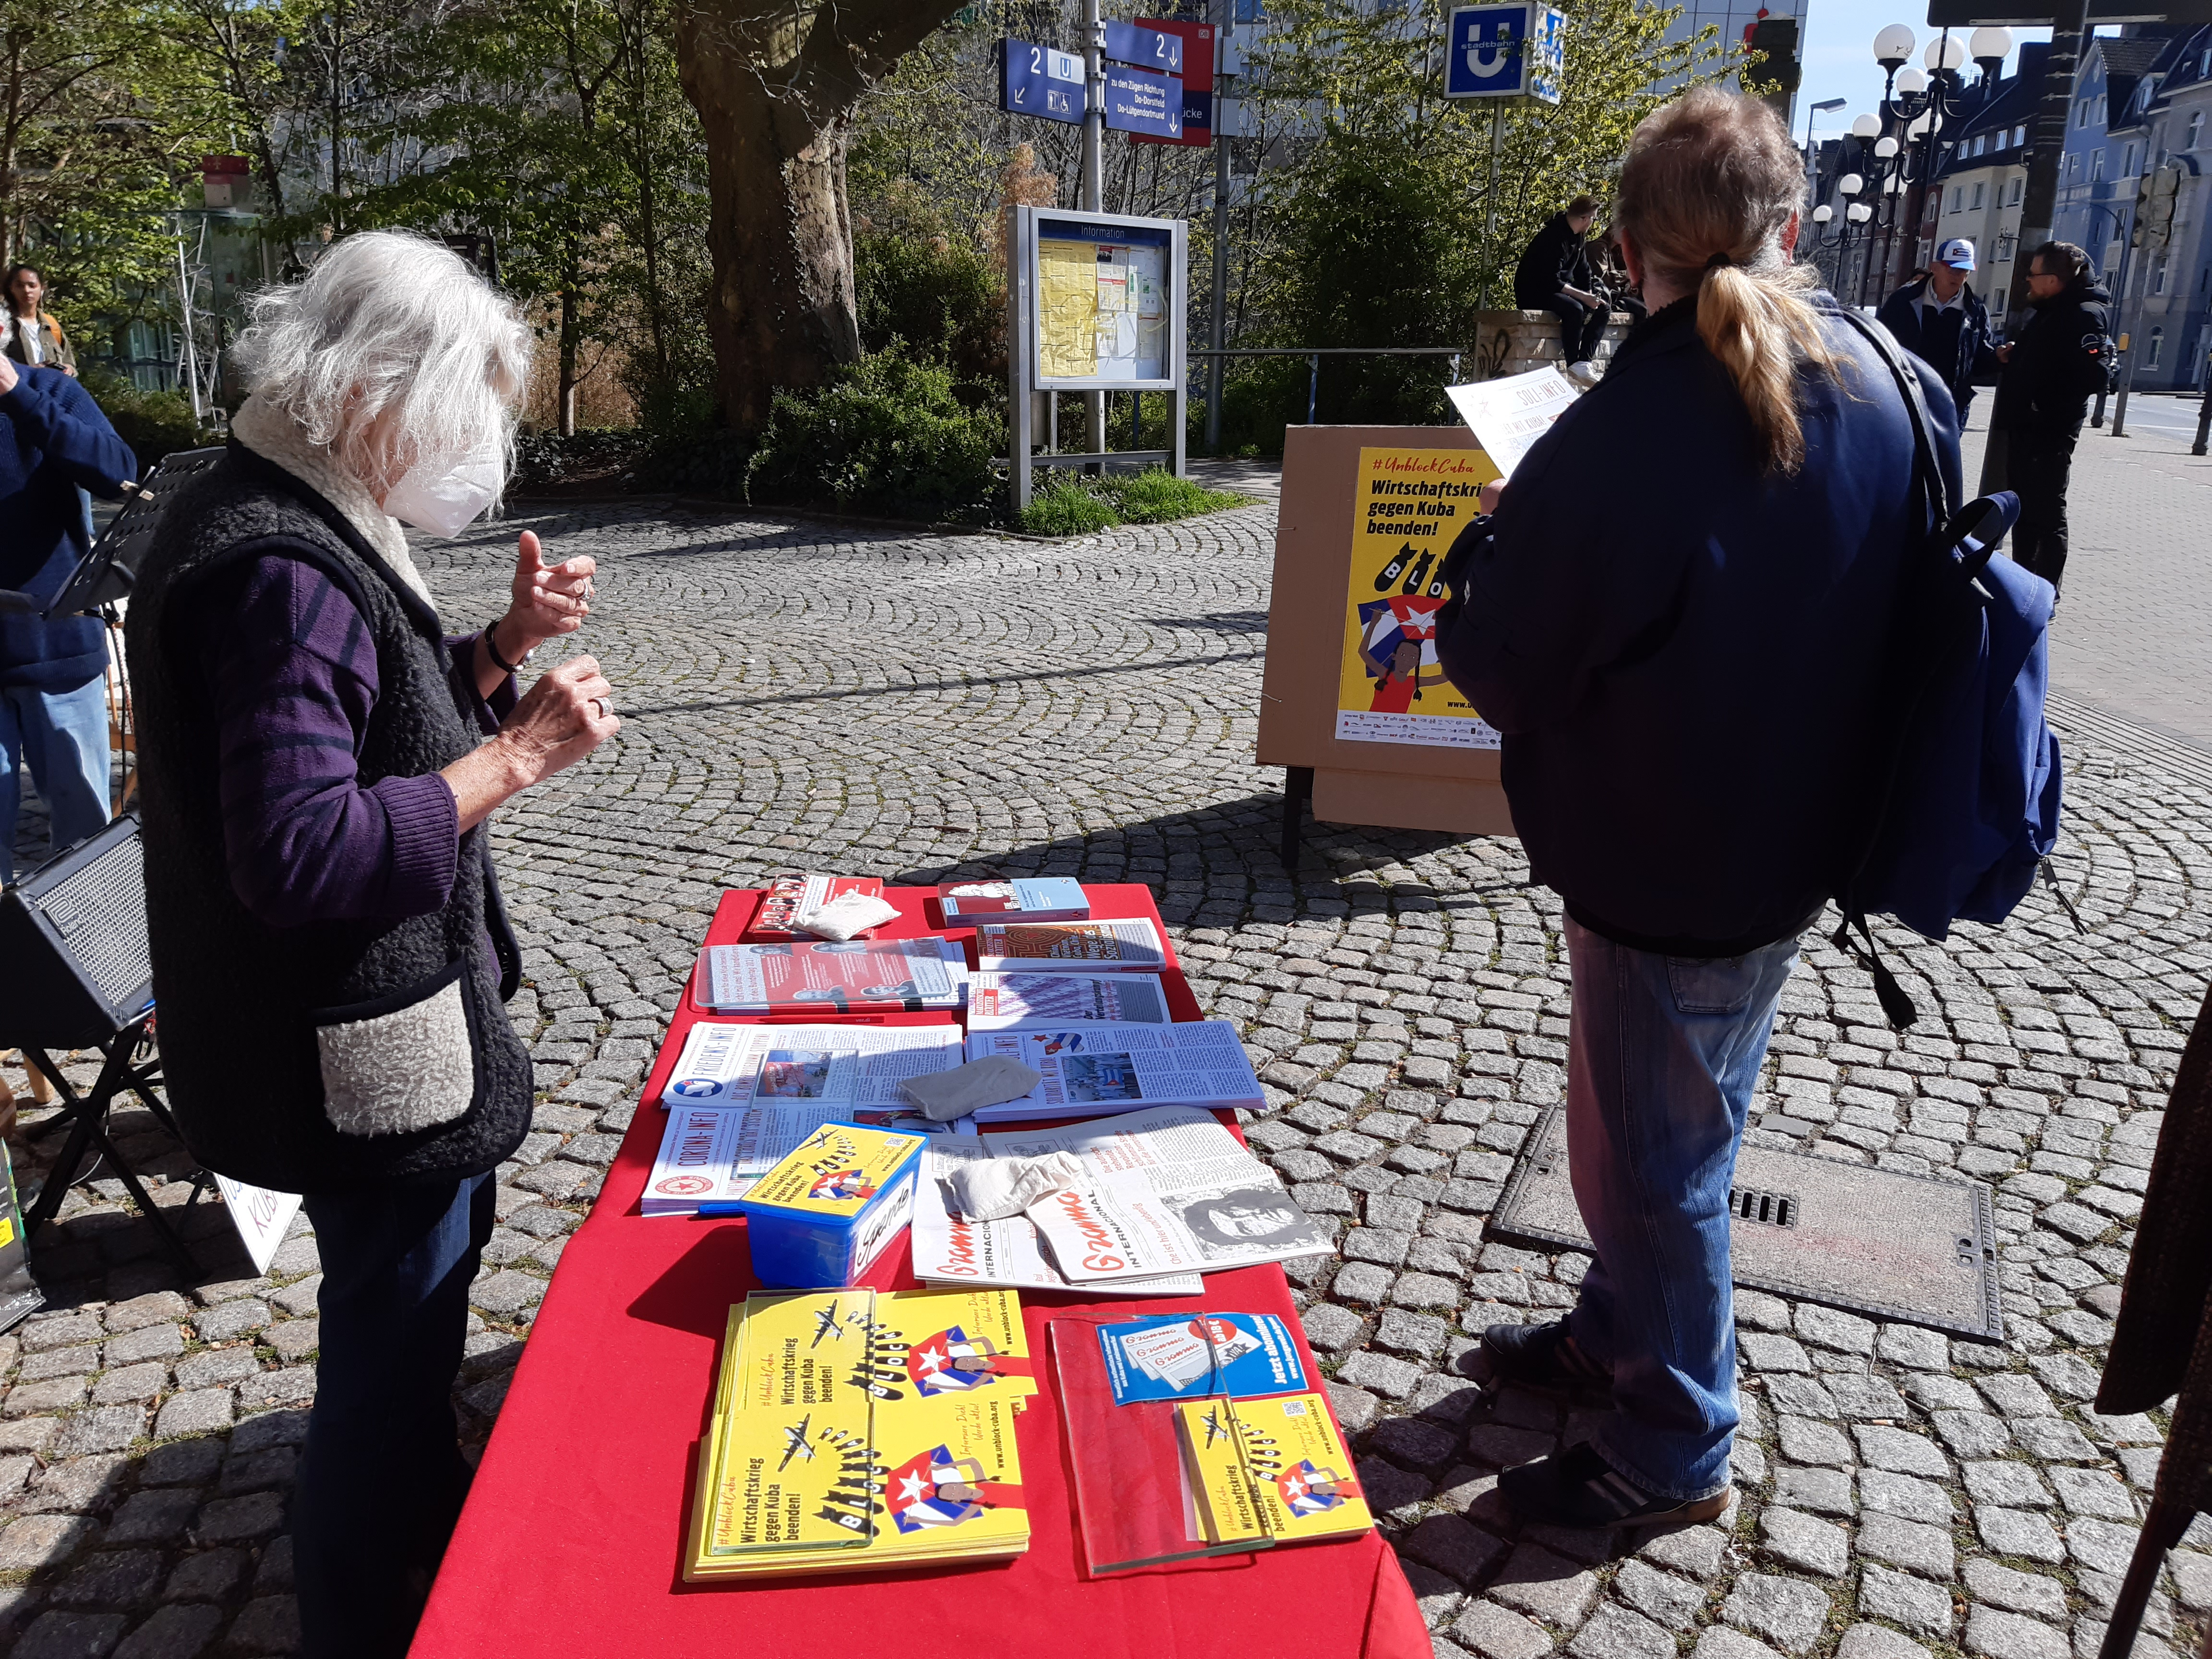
[1468,310,1637,380]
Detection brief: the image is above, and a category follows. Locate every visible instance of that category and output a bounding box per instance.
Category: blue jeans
[294,1171,494,1659]
[1560,916,1800,1501]
[0,676,111,876]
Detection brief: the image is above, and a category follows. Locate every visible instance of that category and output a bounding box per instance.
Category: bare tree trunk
[671,0,967,437]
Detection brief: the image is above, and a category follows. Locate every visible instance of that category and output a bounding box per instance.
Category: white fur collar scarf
[229,394,439,615]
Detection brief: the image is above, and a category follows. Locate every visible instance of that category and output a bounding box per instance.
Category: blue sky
[1796,0,2054,146]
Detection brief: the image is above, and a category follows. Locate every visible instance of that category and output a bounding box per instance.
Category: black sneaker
[1499,1441,1733,1529]
[1480,1320,1612,1398]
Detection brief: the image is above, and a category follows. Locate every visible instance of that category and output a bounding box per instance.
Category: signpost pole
[1083,0,1107,472]
[1482,105,1503,310]
[1206,0,1230,454]
[2004,0,2090,323]
[1010,205,1034,513]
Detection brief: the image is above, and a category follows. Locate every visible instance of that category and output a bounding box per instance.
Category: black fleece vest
[125,440,531,1194]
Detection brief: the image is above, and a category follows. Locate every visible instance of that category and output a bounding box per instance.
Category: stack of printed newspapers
[911,1107,1334,1296]
[685,1286,1034,1581]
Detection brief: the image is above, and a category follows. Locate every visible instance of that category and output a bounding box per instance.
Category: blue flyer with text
[1096,1312,1310,1403]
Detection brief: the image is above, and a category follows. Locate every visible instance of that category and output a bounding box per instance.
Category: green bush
[78,369,220,470]
[1019,481,1118,536]
[1017,468,1245,536]
[855,229,1004,404]
[745,348,1003,522]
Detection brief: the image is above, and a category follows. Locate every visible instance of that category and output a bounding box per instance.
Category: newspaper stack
[910,1106,1332,1293]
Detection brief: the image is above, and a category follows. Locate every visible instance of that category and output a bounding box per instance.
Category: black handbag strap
[1839,308,1955,530]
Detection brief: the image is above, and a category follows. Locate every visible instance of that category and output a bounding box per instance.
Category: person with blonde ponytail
[1434,86,1963,1530]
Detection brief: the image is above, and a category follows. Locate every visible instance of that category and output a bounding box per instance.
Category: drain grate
[1489,1107,2003,1340]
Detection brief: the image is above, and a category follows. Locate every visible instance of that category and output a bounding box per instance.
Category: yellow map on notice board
[1335,447,1502,749]
[1039,240,1100,378]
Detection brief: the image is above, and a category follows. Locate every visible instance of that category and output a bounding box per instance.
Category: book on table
[961,1020,1263,1121]
[747,872,886,938]
[966,970,1171,1031]
[684,1286,1036,1581]
[972,918,1167,973]
[936,878,1090,924]
[696,938,965,1015]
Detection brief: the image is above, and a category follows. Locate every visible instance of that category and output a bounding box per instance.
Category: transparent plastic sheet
[1049,1314,1279,1575]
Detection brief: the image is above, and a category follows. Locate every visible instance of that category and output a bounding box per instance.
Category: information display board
[1021,210,1183,390]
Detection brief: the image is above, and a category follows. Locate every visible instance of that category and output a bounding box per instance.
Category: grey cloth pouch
[311,960,479,1137]
[902,1055,1044,1122]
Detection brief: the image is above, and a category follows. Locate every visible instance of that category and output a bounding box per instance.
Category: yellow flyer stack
[685,1286,1036,1581]
[1176,1392,1373,1549]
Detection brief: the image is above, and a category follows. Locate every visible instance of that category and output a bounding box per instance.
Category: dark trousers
[294,1171,495,1659]
[1995,422,2080,592]
[1542,293,1608,364]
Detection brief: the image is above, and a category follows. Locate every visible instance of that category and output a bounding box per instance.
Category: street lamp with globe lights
[1846,21,1998,304]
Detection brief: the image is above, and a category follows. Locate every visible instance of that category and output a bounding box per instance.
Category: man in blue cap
[0,351,135,873]
[1877,237,1998,420]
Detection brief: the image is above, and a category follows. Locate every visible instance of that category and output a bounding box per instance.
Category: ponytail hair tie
[1705,252,1734,271]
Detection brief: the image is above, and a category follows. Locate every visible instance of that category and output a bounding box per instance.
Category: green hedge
[746,348,1003,522]
[1018,469,1245,536]
[78,369,221,471]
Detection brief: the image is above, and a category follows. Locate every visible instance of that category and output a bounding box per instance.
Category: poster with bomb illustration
[1334,446,1502,749]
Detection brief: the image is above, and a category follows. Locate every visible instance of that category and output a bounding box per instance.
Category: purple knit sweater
[187,553,516,928]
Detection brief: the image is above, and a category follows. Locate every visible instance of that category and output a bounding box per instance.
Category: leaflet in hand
[1443,365,1581,481]
[967,971,1171,1031]
[1096,1312,1310,1403]
[962,1021,1263,1121]
[986,1107,1334,1281]
[698,938,965,1014]
[973,918,1167,973]
[910,1141,1202,1298]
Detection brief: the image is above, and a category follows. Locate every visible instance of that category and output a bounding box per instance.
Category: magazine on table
[962,1021,1264,1121]
[972,918,1167,973]
[645,1103,975,1216]
[1096,1312,1310,1403]
[656,1021,967,1109]
[747,872,886,938]
[967,971,1171,1031]
[696,938,965,1014]
[936,878,1090,924]
[985,1107,1334,1282]
[910,1141,1201,1298]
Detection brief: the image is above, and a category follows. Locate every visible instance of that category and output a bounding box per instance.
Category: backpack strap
[1839,309,1954,527]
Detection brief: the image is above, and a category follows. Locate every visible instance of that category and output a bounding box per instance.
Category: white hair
[232,229,531,500]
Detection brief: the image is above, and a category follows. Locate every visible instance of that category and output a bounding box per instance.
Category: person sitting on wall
[1515,194,1609,385]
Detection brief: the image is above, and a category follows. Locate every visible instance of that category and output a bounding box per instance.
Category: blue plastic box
[735,1121,929,1289]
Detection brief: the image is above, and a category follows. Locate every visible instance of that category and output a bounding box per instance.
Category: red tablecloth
[411,886,1427,1659]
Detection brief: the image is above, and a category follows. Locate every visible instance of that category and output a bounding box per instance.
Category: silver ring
[591,696,612,720]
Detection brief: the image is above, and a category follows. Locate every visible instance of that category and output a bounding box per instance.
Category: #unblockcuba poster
[1334,447,1502,749]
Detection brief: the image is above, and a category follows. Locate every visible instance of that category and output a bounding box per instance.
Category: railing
[1188,346,1468,426]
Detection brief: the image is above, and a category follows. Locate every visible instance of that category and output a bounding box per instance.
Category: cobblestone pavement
[3,485,2210,1659]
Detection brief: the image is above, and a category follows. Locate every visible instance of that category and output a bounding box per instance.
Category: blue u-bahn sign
[1444,3,1565,104]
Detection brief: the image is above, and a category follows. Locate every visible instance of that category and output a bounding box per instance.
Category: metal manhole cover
[1489,1107,2003,1341]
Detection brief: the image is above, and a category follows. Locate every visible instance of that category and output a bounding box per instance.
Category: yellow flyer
[744,1123,925,1218]
[1335,446,1502,750]
[1177,1393,1372,1546]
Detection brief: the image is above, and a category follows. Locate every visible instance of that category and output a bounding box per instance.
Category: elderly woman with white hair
[127,231,619,1657]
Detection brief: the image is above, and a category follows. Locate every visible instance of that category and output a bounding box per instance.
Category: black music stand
[0,815,200,1277]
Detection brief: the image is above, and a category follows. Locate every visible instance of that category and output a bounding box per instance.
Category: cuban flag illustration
[904,1327,1001,1395]
[1276,1460,1356,1517]
[808,1169,874,1202]
[885,1447,997,1532]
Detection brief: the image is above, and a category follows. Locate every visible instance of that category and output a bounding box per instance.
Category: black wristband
[484,619,526,675]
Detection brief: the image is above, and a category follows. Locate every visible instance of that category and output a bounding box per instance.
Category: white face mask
[383,436,504,537]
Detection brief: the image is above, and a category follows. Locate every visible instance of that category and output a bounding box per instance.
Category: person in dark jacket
[1434,87,1957,1531]
[1514,194,1608,380]
[129,230,615,1659]
[1876,236,1996,418]
[0,354,134,874]
[1982,240,2111,596]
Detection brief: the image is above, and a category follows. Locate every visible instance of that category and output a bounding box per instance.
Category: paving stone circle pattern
[1,494,2206,1658]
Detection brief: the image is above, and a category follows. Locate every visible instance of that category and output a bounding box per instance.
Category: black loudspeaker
[45,445,227,618]
[0,812,154,1050]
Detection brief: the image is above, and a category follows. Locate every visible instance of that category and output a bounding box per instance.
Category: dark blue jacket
[0,366,137,689]
[1877,276,1996,414]
[1435,294,1962,956]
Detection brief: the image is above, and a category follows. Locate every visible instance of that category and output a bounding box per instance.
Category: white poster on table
[215,1175,303,1276]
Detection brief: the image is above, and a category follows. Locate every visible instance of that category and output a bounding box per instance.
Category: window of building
[2097,95,2107,124]
[2014,124,2026,146]
[2092,148,2105,181]
[1972,181,1986,208]
[1973,134,1985,155]
[1993,288,2006,315]
[2147,326,2163,368]
[2010,176,2023,204]
[2190,112,2205,150]
[2153,256,2168,294]
[2078,98,2091,127]
[2123,142,2137,176]
[1949,185,1962,211]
